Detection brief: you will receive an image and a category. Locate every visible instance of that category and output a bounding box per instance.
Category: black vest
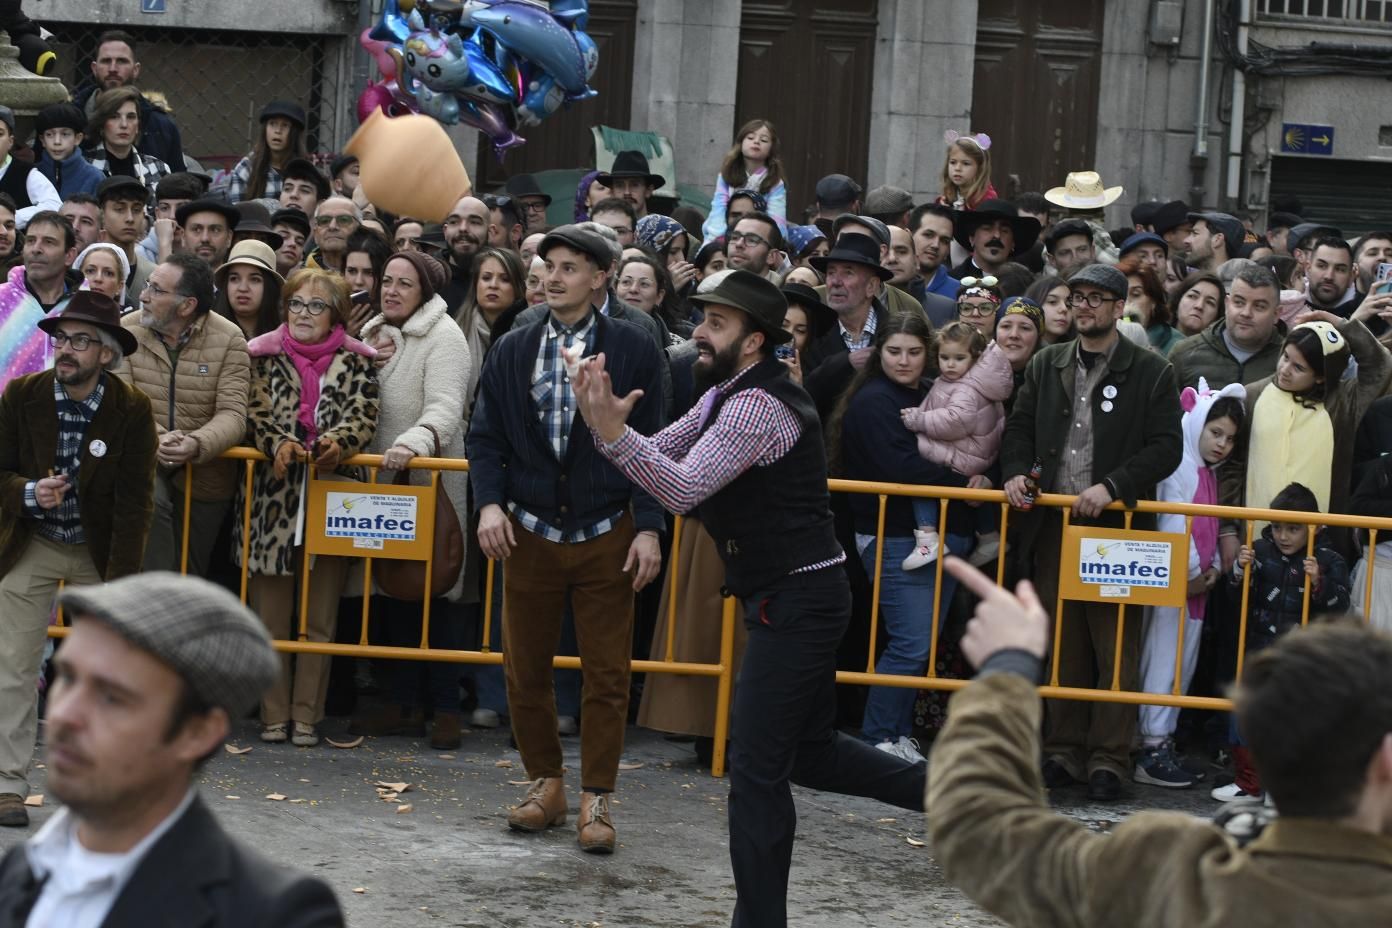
[0,159,34,210]
[697,358,843,598]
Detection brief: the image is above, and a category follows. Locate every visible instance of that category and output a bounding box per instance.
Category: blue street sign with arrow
[1281,123,1334,156]
[141,0,166,12]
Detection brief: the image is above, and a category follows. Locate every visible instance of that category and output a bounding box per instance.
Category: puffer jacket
[360,293,473,600]
[1169,317,1285,392]
[1228,525,1351,649]
[903,341,1013,476]
[231,326,379,576]
[119,310,250,501]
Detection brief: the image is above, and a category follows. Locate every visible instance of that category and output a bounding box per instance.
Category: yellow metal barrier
[48,452,1392,780]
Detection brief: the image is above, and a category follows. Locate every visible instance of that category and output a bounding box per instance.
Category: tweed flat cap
[1068,263,1129,299]
[58,572,278,716]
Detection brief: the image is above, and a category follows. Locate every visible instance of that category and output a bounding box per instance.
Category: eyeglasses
[140,281,183,299]
[287,297,331,316]
[520,200,547,214]
[49,331,96,350]
[315,214,357,228]
[1067,291,1117,308]
[727,231,769,249]
[957,301,997,317]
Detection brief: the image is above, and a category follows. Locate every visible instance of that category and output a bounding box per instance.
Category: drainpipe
[1190,0,1216,206]
[1226,0,1251,209]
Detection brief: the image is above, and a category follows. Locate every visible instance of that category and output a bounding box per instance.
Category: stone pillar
[866,0,979,205]
[0,31,69,139]
[630,0,742,193]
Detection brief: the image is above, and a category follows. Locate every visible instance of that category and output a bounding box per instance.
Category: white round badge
[1103,385,1118,399]
[89,439,107,458]
[1101,400,1114,413]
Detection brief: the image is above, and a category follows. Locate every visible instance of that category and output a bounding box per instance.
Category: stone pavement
[2,719,1220,927]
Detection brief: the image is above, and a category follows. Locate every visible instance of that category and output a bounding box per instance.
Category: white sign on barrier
[324,492,420,544]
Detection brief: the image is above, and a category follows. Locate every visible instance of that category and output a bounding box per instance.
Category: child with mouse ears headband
[936,130,998,211]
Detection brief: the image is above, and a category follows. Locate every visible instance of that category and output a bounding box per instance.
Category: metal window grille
[1257,0,1392,25]
[40,21,353,174]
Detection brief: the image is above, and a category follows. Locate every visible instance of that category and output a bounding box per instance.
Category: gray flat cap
[864,185,913,215]
[1068,263,1129,299]
[59,572,278,716]
[832,213,890,249]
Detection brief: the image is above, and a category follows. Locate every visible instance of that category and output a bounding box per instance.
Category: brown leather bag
[373,425,464,600]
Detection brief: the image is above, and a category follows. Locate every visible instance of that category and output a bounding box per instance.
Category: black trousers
[727,566,926,928]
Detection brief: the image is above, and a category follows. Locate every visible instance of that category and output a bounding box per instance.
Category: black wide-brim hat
[809,232,893,281]
[953,199,1042,255]
[597,150,666,189]
[38,290,138,355]
[780,282,837,338]
[504,173,552,206]
[689,269,792,345]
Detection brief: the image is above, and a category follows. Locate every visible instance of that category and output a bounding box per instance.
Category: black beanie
[36,102,86,136]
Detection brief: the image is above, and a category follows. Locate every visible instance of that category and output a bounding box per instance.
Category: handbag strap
[422,423,442,457]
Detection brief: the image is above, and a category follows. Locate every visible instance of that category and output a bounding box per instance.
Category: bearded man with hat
[0,290,157,828]
[596,150,664,220]
[1042,171,1125,264]
[0,572,344,923]
[950,199,1042,280]
[575,269,929,927]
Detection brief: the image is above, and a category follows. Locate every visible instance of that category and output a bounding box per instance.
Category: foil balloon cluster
[358,0,599,158]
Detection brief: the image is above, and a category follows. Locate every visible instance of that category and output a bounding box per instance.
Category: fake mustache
[984,238,1005,250]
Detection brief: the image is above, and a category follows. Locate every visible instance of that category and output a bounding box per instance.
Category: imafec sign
[1058,526,1188,608]
[304,478,435,561]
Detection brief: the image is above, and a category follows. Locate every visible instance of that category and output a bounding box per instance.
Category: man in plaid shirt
[577,270,929,927]
[0,292,156,828]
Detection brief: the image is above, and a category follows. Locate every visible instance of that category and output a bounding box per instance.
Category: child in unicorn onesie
[1134,377,1246,789]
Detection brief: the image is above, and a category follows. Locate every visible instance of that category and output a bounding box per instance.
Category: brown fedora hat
[689,269,791,344]
[38,290,138,355]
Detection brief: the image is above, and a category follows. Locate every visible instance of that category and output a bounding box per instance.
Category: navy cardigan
[839,375,972,538]
[466,309,666,535]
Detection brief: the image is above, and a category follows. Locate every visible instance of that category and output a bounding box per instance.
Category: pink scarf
[1189,466,1218,620]
[282,323,346,446]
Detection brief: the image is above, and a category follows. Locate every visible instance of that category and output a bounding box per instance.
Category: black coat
[0,795,343,927]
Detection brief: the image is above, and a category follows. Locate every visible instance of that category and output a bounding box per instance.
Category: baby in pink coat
[899,322,1014,569]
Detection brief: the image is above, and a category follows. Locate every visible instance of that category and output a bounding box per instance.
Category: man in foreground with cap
[1185,211,1244,272]
[0,291,157,828]
[120,251,248,574]
[574,268,928,926]
[928,556,1392,927]
[0,572,344,924]
[467,223,665,855]
[1001,263,1182,801]
[951,199,1041,280]
[596,150,664,220]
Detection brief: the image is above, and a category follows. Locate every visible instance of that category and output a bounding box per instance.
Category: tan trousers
[249,551,350,726]
[0,538,101,796]
[503,514,636,793]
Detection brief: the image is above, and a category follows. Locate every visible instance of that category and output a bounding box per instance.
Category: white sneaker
[968,532,1003,567]
[470,708,501,729]
[902,529,940,570]
[895,735,927,764]
[1211,782,1262,802]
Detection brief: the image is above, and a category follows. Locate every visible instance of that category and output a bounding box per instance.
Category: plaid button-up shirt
[86,148,170,212]
[224,157,282,204]
[839,304,878,351]
[24,374,106,544]
[510,311,625,543]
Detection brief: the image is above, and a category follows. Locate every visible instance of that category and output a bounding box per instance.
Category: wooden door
[972,0,1106,198]
[736,1,879,224]
[473,0,638,191]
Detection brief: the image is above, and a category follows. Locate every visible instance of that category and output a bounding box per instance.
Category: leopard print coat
[231,333,379,576]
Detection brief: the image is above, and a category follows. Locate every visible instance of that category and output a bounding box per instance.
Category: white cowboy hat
[1044,171,1124,210]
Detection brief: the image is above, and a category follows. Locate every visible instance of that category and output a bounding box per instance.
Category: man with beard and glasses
[1002,263,1182,802]
[0,291,156,828]
[574,269,929,927]
[0,572,344,924]
[440,194,490,311]
[467,224,665,856]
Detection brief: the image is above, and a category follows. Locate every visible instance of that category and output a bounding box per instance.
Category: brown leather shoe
[507,777,567,832]
[348,704,426,737]
[0,793,29,828]
[429,711,462,750]
[577,791,615,854]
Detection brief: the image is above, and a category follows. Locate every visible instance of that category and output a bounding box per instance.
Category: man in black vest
[575,269,925,928]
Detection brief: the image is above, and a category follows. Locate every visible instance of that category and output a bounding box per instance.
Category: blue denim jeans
[859,532,969,744]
